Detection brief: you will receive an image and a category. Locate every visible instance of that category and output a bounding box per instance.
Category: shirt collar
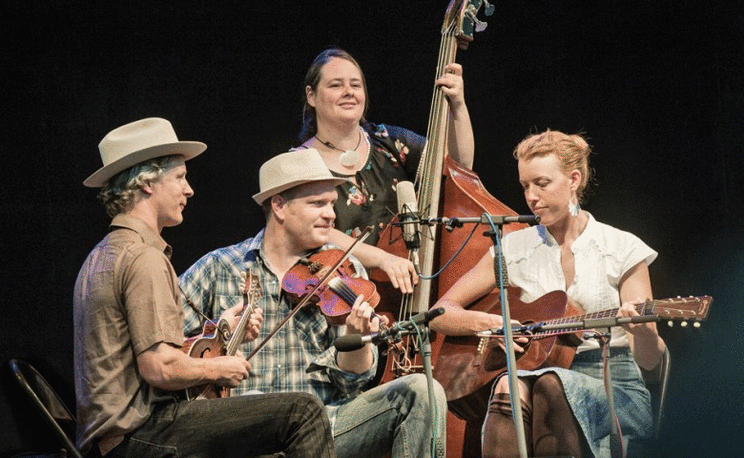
[247,228,265,264]
[251,228,346,271]
[537,212,598,249]
[570,211,598,251]
[110,214,172,258]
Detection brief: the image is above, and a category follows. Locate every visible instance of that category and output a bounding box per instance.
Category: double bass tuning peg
[482,0,495,16]
[465,1,494,33]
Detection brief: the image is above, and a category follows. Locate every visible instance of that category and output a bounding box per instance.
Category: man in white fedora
[179,148,447,458]
[74,118,335,458]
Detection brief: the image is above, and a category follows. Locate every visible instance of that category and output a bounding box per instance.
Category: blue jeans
[105,392,334,458]
[332,374,447,458]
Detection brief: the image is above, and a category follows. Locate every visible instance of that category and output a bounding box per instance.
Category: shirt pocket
[214,294,243,315]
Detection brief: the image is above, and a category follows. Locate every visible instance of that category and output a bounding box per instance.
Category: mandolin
[181,268,262,400]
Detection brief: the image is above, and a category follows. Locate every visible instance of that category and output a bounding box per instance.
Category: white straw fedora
[84,117,207,187]
[252,149,348,204]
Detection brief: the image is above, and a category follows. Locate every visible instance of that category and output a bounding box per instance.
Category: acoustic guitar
[434,291,712,408]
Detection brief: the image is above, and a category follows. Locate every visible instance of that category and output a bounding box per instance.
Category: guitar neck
[533,296,711,337]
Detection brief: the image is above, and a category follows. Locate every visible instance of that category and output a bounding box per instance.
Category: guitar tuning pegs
[680,321,688,327]
[667,320,674,327]
[693,321,701,328]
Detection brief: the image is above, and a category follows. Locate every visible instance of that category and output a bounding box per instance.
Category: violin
[246,227,374,362]
[283,249,381,326]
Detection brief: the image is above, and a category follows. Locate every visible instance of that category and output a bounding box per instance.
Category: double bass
[375,0,524,385]
[371,1,526,456]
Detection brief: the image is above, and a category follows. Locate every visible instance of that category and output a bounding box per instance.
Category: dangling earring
[568,197,580,217]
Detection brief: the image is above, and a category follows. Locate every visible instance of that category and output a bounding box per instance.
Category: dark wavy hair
[297,48,369,144]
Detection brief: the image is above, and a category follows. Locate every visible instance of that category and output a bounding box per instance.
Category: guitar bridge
[473,337,487,367]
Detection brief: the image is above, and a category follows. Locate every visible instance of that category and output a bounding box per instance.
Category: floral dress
[329,123,425,245]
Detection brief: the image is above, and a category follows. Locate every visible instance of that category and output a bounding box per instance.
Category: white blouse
[493,212,657,351]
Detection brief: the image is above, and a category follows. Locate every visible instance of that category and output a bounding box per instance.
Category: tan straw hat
[84,117,207,187]
[252,149,348,204]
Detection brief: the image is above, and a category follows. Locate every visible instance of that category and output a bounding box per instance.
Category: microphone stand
[417,320,443,458]
[398,214,537,456]
[336,311,444,456]
[483,219,529,458]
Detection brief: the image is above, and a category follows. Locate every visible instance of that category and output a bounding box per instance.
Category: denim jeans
[332,374,447,458]
[105,391,334,458]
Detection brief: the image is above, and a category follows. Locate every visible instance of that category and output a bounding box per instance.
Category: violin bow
[245,226,373,361]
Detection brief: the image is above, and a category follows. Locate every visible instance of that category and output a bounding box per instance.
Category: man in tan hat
[179,148,447,458]
[74,119,335,458]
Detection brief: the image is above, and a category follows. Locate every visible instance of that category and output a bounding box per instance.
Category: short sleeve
[119,246,183,355]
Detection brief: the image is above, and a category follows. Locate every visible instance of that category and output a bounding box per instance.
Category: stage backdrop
[2,1,742,456]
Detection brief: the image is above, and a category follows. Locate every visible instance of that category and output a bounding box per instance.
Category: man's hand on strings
[217,303,264,343]
[345,295,388,335]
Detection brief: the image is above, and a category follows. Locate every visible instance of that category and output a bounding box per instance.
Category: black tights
[482,374,585,458]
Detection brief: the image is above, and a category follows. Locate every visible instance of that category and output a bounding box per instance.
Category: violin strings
[328,277,390,331]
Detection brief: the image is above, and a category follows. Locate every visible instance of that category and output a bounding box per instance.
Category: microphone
[396,181,421,272]
[421,214,540,228]
[476,324,534,337]
[334,307,446,352]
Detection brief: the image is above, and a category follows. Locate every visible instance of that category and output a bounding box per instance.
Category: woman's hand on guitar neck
[617,299,658,338]
[617,299,665,370]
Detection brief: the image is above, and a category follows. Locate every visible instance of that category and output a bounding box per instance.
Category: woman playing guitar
[430,129,666,458]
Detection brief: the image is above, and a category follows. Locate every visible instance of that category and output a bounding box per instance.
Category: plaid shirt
[179,229,377,425]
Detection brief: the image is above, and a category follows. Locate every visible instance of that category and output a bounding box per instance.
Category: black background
[2,1,742,456]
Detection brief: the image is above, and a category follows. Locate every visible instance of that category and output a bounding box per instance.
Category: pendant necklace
[315,129,362,167]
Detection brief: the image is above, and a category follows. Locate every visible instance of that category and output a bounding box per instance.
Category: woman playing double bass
[296,47,475,292]
[430,129,666,457]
